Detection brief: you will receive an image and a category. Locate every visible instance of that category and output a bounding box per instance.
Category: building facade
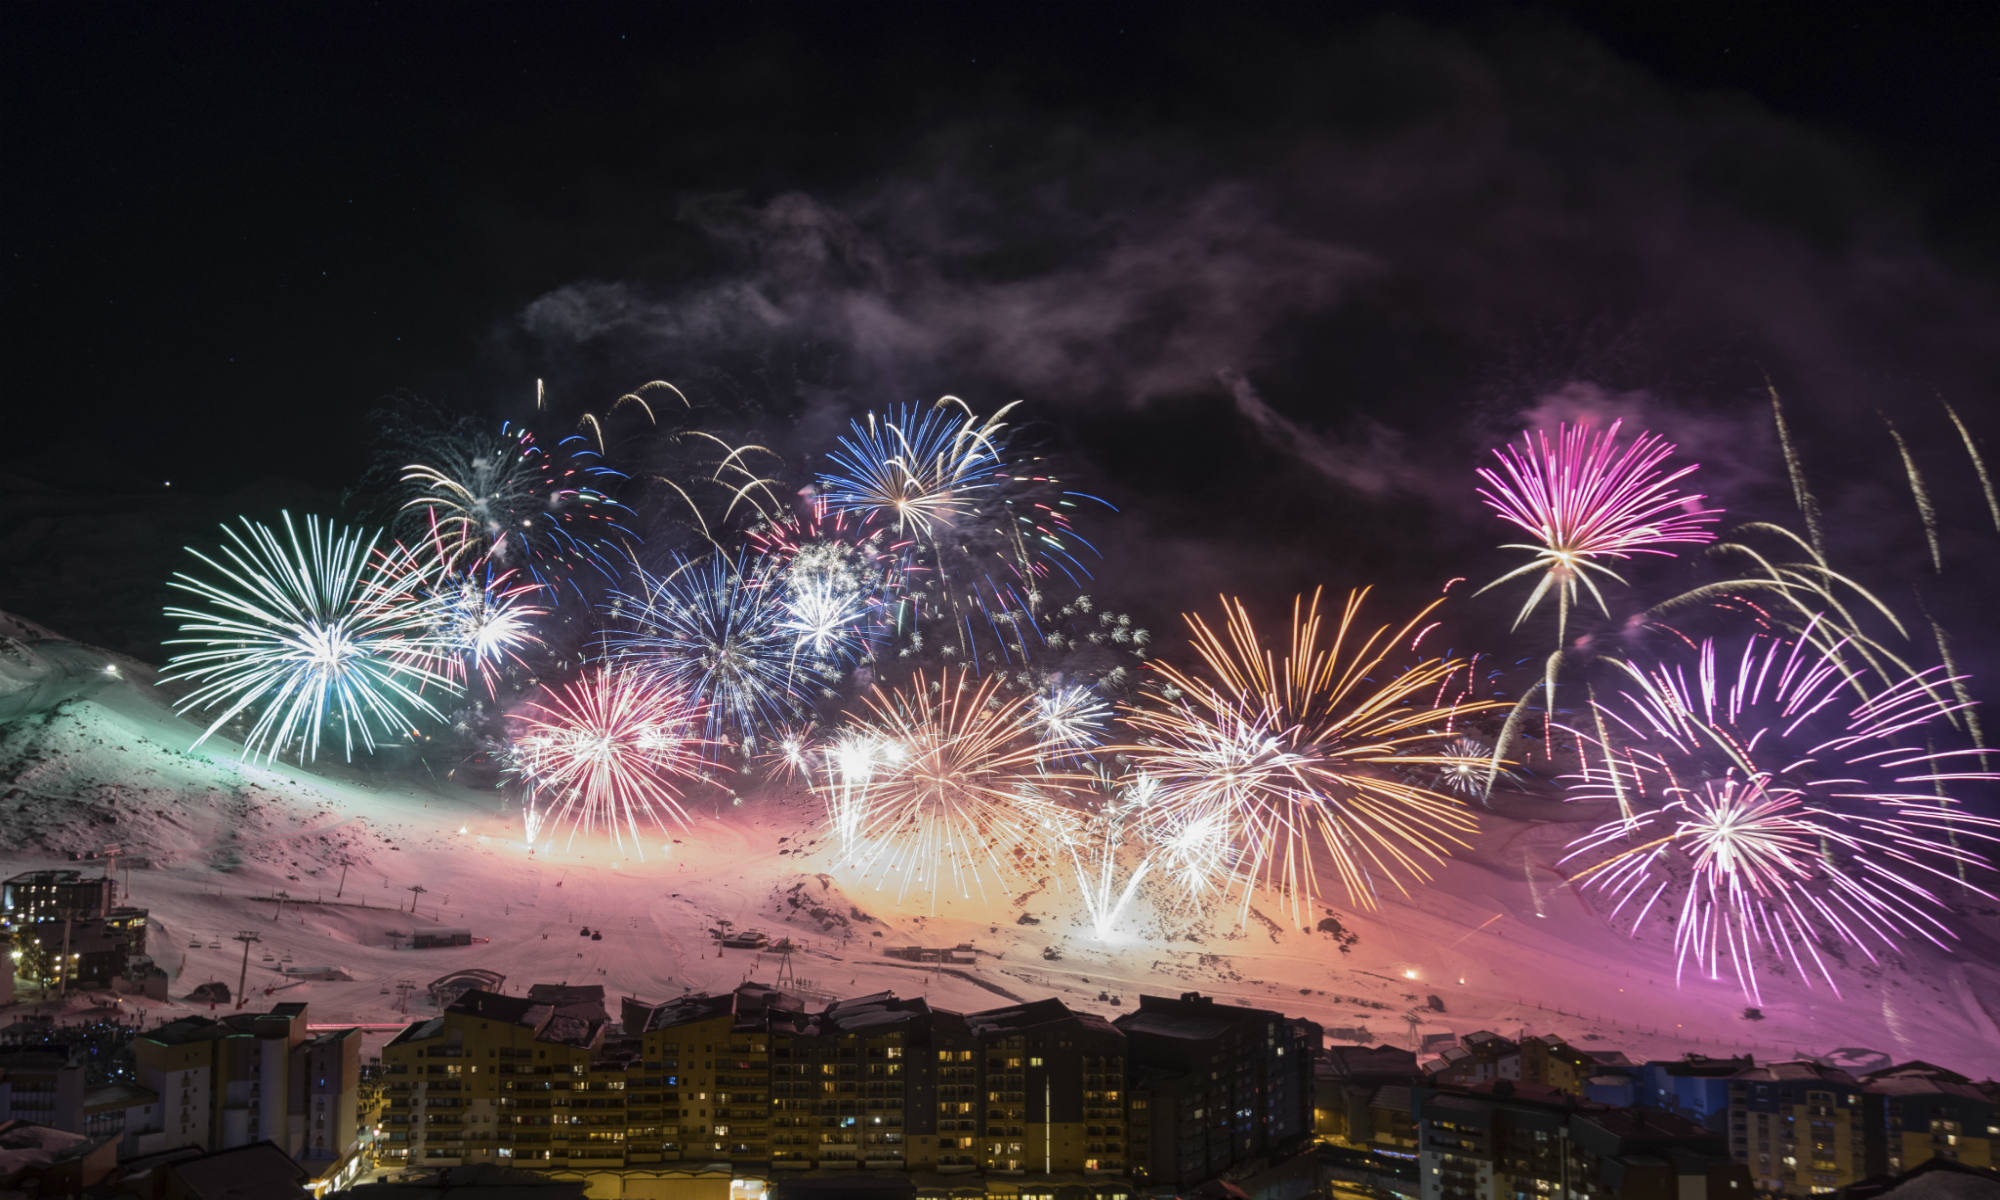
[1115,992,1316,1189]
[379,985,1141,1198]
[1863,1061,1999,1174]
[1417,1083,1750,1200]
[1726,1062,1883,1195]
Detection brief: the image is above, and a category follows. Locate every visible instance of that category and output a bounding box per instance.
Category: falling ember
[1767,382,1825,555]
[1882,414,1943,573]
[1943,399,2000,534]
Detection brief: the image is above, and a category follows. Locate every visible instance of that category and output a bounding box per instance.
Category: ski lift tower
[232,931,262,1008]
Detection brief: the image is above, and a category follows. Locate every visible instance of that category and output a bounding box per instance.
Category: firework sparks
[510,667,709,856]
[1563,627,2000,1000]
[1434,735,1512,799]
[1120,588,1498,925]
[1059,783,1154,942]
[1476,419,1721,640]
[161,512,458,763]
[1943,399,2000,534]
[605,554,826,750]
[816,399,1013,537]
[373,538,548,698]
[1882,414,1943,573]
[1768,382,1825,555]
[822,670,1085,910]
[817,399,1112,669]
[400,421,635,596]
[1033,682,1112,757]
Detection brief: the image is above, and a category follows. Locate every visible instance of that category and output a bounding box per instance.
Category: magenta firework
[509,667,711,856]
[1562,628,2000,1001]
[1476,420,1721,640]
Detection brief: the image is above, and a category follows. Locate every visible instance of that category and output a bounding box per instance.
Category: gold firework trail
[1882,414,1942,572]
[1942,399,2000,533]
[1768,381,1823,555]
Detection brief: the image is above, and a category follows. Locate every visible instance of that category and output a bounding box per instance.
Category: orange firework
[823,669,1087,911]
[1119,587,1502,926]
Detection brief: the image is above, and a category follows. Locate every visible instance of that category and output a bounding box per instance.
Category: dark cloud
[518,181,1377,419]
[504,19,2000,559]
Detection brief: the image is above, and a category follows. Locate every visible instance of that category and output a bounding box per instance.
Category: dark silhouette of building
[1115,992,1318,1190]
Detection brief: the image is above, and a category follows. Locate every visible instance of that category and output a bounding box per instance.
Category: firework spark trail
[1119,588,1499,926]
[822,670,1087,912]
[1059,790,1154,942]
[1767,381,1825,555]
[510,667,709,857]
[162,512,458,763]
[605,554,826,750]
[1882,414,1943,573]
[1475,419,1722,642]
[1562,627,2000,1000]
[1940,399,2000,534]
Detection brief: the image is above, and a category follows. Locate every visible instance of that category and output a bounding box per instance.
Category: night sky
[6,4,2000,661]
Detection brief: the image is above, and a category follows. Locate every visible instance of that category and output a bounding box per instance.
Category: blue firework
[161,512,458,763]
[604,554,828,750]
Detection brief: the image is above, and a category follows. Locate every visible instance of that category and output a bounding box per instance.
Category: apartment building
[966,998,1127,1182]
[132,1001,360,1166]
[1726,1062,1883,1195]
[1635,1055,1753,1132]
[765,991,982,1173]
[378,987,611,1170]
[1115,992,1318,1190]
[1,870,115,926]
[1417,1082,1748,1200]
[1863,1061,1999,1174]
[379,985,1135,1198]
[1313,1044,1420,1150]
[0,1047,87,1130]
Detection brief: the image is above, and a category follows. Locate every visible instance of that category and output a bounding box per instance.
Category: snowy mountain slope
[1,612,1995,1077]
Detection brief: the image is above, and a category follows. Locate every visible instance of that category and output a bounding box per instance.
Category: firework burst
[605,554,826,750]
[510,667,709,856]
[821,670,1086,910]
[1562,627,2000,999]
[817,399,1012,537]
[1433,735,1511,798]
[371,538,548,698]
[745,496,897,668]
[1032,681,1112,760]
[818,399,1113,669]
[400,421,636,597]
[162,512,457,763]
[1119,588,1498,925]
[1476,420,1720,640]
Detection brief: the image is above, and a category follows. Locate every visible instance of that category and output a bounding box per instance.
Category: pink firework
[1476,420,1721,639]
[1563,627,2000,1001]
[510,667,711,856]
